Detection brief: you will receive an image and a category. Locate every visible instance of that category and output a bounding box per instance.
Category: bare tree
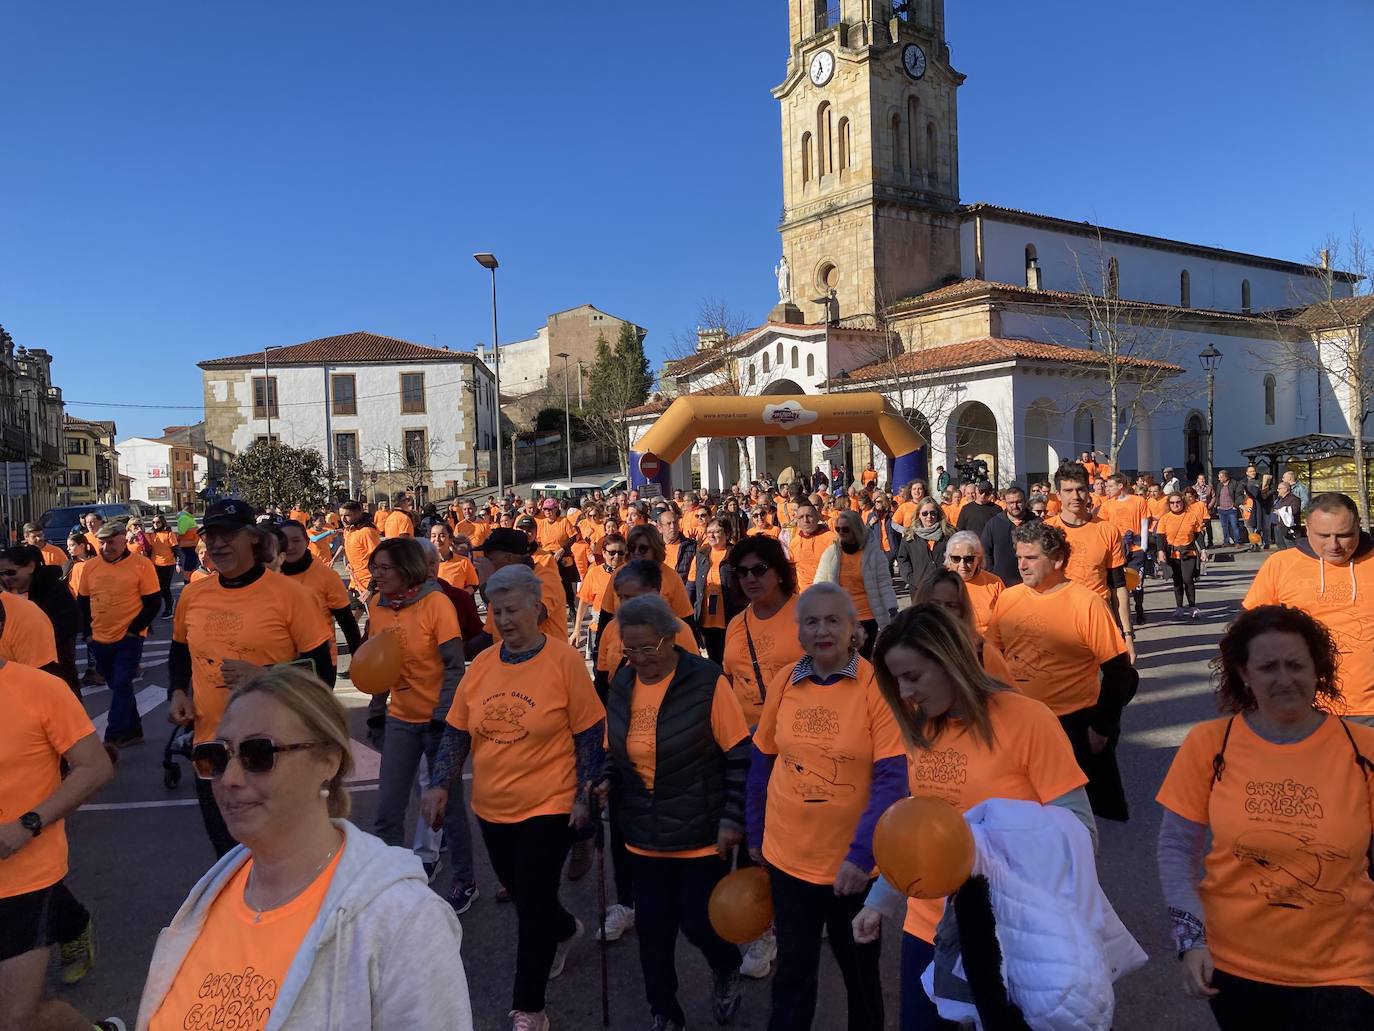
[1257,229,1374,525]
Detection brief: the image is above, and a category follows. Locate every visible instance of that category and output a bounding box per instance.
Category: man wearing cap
[23,524,67,568]
[537,498,580,612]
[167,499,335,856]
[474,528,568,647]
[76,520,162,747]
[955,480,1003,536]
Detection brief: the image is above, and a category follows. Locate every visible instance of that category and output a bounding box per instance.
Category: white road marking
[1122,723,1195,749]
[91,685,169,737]
[1128,682,1214,706]
[348,738,381,782]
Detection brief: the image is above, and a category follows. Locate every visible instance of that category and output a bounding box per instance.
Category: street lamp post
[555,351,573,481]
[262,345,283,508]
[473,253,504,499]
[1199,344,1223,484]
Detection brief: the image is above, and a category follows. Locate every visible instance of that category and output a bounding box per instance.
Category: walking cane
[596,816,610,1026]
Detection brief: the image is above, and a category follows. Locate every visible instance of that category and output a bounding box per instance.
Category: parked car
[38,503,141,546]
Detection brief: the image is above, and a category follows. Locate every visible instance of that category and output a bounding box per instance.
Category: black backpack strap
[1338,717,1374,778]
[743,608,768,703]
[1210,716,1236,787]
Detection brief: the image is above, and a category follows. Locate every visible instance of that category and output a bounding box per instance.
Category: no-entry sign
[638,452,663,479]
[820,434,843,449]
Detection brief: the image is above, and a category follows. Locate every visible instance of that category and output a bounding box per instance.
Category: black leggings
[1167,553,1198,608]
[702,627,726,665]
[155,564,175,614]
[1209,967,1374,1029]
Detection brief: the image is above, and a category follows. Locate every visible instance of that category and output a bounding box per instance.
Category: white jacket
[813,540,899,627]
[922,799,1146,1030]
[136,820,473,1030]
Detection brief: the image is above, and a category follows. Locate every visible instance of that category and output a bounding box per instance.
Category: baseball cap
[976,480,995,494]
[477,527,535,555]
[95,520,127,539]
[514,515,538,531]
[201,498,256,530]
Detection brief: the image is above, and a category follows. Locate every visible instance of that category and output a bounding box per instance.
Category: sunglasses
[949,555,977,565]
[736,563,773,579]
[192,737,325,780]
[604,549,626,557]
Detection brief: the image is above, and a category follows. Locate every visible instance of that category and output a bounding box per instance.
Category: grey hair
[945,530,985,558]
[616,594,681,638]
[484,564,544,609]
[413,536,440,570]
[795,581,857,624]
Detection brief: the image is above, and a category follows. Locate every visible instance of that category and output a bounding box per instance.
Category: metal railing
[814,3,840,34]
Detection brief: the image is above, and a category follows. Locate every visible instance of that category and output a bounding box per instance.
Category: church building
[630,0,1366,491]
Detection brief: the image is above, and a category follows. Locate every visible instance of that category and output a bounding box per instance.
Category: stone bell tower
[776,0,964,324]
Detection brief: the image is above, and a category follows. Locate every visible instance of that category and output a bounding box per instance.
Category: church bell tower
[776,0,965,324]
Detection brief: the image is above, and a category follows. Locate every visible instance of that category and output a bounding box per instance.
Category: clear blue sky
[1,0,1368,438]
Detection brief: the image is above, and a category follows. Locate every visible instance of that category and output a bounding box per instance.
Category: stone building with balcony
[0,328,66,525]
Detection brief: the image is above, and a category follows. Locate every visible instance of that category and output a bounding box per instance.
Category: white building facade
[116,436,209,507]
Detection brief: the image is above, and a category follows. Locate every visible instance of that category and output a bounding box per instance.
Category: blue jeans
[89,635,145,741]
[1218,508,1241,546]
[901,933,957,1030]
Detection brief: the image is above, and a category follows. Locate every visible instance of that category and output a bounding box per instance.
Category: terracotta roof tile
[199,332,477,369]
[1281,295,1374,331]
[842,337,1182,384]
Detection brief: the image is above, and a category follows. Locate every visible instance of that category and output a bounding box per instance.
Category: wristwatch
[19,812,43,837]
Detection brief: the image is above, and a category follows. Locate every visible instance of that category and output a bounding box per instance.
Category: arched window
[1180,269,1191,308]
[791,346,799,369]
[906,97,919,173]
[1024,244,1038,287]
[1241,279,1252,313]
[776,342,784,364]
[806,354,815,376]
[891,114,902,172]
[1106,257,1120,299]
[748,364,756,387]
[817,102,833,177]
[1264,375,1276,424]
[837,118,851,173]
[801,132,812,185]
[762,352,770,373]
[926,121,936,176]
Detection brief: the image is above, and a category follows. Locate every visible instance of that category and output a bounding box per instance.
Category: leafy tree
[584,323,653,476]
[228,440,328,510]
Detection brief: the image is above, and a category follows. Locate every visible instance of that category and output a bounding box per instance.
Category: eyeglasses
[623,635,669,659]
[948,555,977,565]
[192,737,326,780]
[736,563,773,579]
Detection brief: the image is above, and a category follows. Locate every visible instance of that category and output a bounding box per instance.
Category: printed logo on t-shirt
[180,965,276,1027]
[476,693,531,744]
[792,705,841,737]
[1002,612,1055,682]
[629,704,657,737]
[1234,828,1349,909]
[913,748,970,789]
[782,746,856,801]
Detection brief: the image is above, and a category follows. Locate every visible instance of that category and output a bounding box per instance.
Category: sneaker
[509,1011,549,1031]
[423,857,442,885]
[1190,608,1202,620]
[1172,608,1186,621]
[712,968,743,1025]
[59,919,95,984]
[566,839,592,881]
[739,927,776,978]
[82,668,105,687]
[94,1021,127,1031]
[596,902,635,942]
[449,881,478,916]
[548,917,584,979]
[496,884,512,903]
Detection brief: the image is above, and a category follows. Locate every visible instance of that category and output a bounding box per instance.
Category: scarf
[905,519,946,544]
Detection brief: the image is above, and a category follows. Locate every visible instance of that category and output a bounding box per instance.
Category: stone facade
[496,304,646,406]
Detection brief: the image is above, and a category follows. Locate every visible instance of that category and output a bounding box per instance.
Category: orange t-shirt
[149,530,179,566]
[382,511,414,539]
[173,572,332,743]
[603,562,692,620]
[1243,550,1374,716]
[284,557,350,660]
[0,662,96,898]
[180,525,201,547]
[622,672,751,859]
[985,581,1126,715]
[149,843,345,1031]
[787,529,834,591]
[578,563,615,613]
[483,561,567,643]
[288,508,311,525]
[66,559,89,599]
[1100,494,1151,552]
[189,568,214,583]
[343,526,380,591]
[981,639,1016,685]
[1188,500,1210,528]
[307,530,336,567]
[367,591,463,724]
[961,569,1003,636]
[902,691,1087,940]
[1146,496,1170,522]
[891,501,919,529]
[447,638,605,822]
[941,500,965,526]
[437,554,479,592]
[747,524,781,540]
[702,547,729,630]
[0,592,58,669]
[861,470,877,486]
[1045,514,1124,603]
[78,551,160,643]
[837,548,875,621]
[1157,510,1204,549]
[597,617,699,674]
[722,597,804,726]
[753,657,906,884]
[1157,715,1374,989]
[1044,495,1062,516]
[39,543,67,567]
[536,516,577,554]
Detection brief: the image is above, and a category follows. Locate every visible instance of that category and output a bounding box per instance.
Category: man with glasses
[980,486,1030,586]
[167,499,334,856]
[782,502,833,591]
[658,509,697,590]
[955,480,1002,536]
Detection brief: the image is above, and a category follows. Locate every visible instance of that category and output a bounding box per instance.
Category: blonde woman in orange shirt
[1156,492,1205,619]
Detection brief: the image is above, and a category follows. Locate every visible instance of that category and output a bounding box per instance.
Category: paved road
[53,553,1262,1030]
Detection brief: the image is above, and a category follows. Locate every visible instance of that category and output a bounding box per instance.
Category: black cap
[476,527,535,555]
[201,498,256,530]
[976,480,995,494]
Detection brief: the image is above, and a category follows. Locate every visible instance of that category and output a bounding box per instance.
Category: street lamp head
[554,352,570,360]
[1198,343,1223,373]
[473,253,499,271]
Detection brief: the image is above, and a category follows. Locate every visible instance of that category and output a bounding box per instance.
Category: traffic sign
[638,452,663,479]
[820,434,843,449]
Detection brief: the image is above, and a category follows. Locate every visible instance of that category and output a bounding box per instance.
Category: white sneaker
[548,917,583,979]
[595,903,635,942]
[739,927,776,978]
[509,1010,549,1031]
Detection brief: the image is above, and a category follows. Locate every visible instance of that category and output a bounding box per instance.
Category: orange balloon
[1248,531,1261,545]
[350,631,404,695]
[873,797,975,899]
[1125,567,1141,592]
[708,867,773,944]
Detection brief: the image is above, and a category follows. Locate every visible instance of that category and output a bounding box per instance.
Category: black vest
[607,650,726,853]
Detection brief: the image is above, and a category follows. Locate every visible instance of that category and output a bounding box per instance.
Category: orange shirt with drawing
[786,529,834,590]
[1157,715,1374,990]
[621,672,750,859]
[79,551,160,643]
[961,570,1003,636]
[1045,514,1124,602]
[722,597,803,726]
[1244,550,1374,716]
[284,556,350,660]
[0,592,58,669]
[0,662,96,899]
[149,845,345,1031]
[985,580,1126,715]
[447,638,605,822]
[753,657,906,884]
[903,690,1086,940]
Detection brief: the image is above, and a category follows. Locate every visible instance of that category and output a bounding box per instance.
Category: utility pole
[556,352,573,481]
[474,253,504,497]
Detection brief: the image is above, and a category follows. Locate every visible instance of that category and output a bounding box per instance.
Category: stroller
[162,721,195,789]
